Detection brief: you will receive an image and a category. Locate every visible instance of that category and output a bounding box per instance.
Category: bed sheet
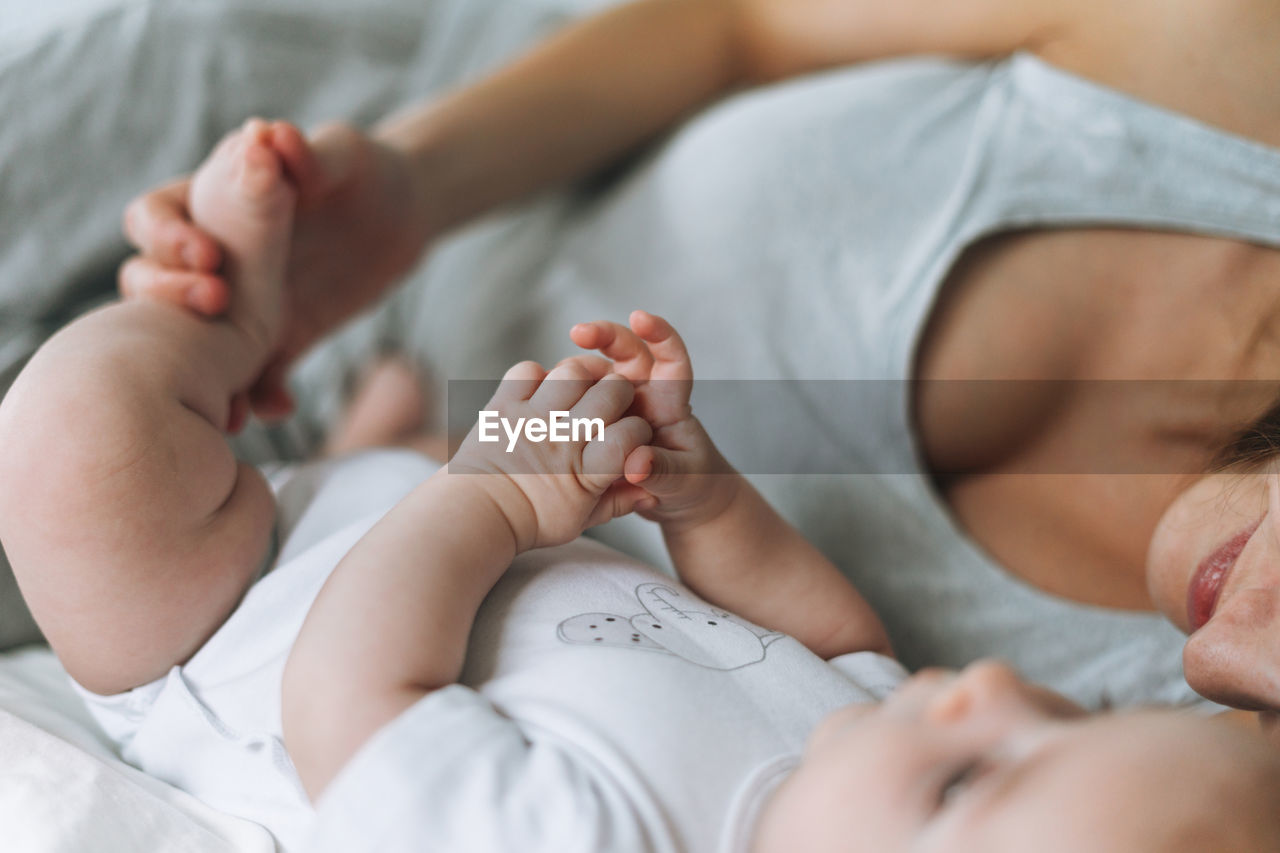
[0,647,276,853]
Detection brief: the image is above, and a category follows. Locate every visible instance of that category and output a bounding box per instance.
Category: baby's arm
[660,472,892,659]
[573,312,891,660]
[0,123,297,695]
[280,466,524,800]
[282,362,651,799]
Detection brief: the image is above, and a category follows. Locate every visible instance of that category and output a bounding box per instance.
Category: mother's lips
[1187,522,1261,632]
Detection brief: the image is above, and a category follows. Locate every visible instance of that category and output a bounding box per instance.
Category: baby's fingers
[624,445,697,495]
[628,311,692,382]
[627,311,693,426]
[492,361,547,405]
[552,354,615,382]
[582,415,653,484]
[532,359,604,412]
[226,392,250,434]
[246,358,297,422]
[584,481,658,529]
[570,321,654,383]
[571,372,636,426]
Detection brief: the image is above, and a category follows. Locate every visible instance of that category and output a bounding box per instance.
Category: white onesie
[74,450,907,852]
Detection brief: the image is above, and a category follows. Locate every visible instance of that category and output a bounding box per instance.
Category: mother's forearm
[373,0,1061,237]
[376,0,745,237]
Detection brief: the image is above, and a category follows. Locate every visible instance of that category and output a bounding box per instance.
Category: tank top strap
[883,51,1280,459]
[976,52,1280,247]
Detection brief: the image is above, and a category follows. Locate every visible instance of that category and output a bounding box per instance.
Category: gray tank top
[413,52,1280,711]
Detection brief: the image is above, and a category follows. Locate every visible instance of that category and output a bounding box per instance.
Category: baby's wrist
[441,463,539,555]
[656,467,745,538]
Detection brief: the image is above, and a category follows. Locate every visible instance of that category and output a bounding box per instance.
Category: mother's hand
[119,121,436,419]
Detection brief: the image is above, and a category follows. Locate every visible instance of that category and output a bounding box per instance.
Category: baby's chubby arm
[573,312,892,660]
[281,361,652,799]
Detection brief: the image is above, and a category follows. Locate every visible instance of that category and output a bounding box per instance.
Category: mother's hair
[1215,398,1280,472]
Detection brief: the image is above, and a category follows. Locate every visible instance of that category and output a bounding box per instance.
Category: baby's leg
[324,356,450,462]
[0,121,295,695]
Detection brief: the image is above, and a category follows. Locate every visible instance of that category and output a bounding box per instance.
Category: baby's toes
[200,134,292,215]
[233,140,292,210]
[193,122,294,221]
[188,120,297,351]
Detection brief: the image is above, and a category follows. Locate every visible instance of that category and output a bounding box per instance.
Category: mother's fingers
[122,177,221,272]
[118,257,229,315]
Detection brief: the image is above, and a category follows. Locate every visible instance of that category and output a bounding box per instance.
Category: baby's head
[754,661,1280,852]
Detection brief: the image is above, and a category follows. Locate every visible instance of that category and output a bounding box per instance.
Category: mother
[122,0,1280,716]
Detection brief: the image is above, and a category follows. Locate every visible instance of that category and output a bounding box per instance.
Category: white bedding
[0,648,276,853]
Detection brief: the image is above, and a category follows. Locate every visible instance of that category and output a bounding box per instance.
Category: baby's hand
[570,311,742,532]
[449,360,653,553]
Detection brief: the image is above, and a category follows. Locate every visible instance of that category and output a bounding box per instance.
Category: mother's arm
[121,0,1077,410]
[373,0,1074,233]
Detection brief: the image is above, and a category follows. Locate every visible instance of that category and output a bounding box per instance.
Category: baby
[1,122,1279,853]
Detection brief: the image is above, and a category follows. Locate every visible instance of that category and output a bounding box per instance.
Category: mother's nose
[1183,587,1280,711]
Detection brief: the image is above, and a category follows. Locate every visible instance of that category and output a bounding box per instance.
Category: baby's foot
[324,355,448,459]
[189,118,297,354]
